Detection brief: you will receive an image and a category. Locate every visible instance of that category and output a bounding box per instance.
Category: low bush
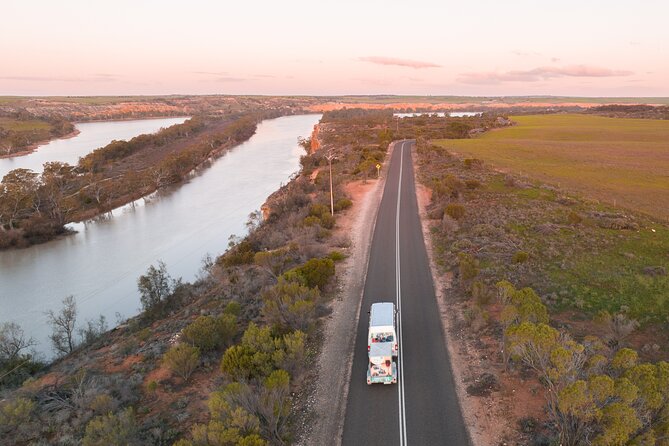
[334,198,353,212]
[512,251,529,263]
[163,344,200,382]
[182,314,237,352]
[445,203,465,220]
[282,257,335,290]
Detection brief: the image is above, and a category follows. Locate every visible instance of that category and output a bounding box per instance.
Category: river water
[0,114,321,358]
[0,117,188,179]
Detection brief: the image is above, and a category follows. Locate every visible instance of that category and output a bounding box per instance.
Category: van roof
[370,302,394,327]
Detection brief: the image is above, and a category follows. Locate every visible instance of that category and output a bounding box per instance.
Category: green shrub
[513,251,529,263]
[328,250,346,262]
[224,301,242,316]
[221,240,256,267]
[282,257,335,290]
[163,344,200,381]
[262,280,320,332]
[334,198,353,212]
[0,397,34,430]
[182,314,237,352]
[445,203,465,220]
[302,215,321,227]
[220,324,306,381]
[83,408,138,446]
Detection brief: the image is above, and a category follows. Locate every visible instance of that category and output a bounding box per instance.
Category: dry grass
[437,113,669,220]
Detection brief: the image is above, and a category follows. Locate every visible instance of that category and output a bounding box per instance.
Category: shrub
[568,211,583,225]
[464,158,484,169]
[513,251,529,264]
[262,280,319,332]
[334,198,353,212]
[458,252,479,288]
[163,344,200,381]
[82,408,138,446]
[220,324,306,381]
[445,203,465,220]
[182,314,237,352]
[224,301,242,316]
[471,280,492,305]
[465,179,481,189]
[328,250,346,262]
[0,397,34,431]
[221,240,256,267]
[282,257,335,290]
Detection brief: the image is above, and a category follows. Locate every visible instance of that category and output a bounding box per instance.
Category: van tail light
[367,344,370,352]
[394,343,398,351]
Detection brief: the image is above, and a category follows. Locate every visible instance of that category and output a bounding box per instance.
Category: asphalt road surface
[341,141,470,446]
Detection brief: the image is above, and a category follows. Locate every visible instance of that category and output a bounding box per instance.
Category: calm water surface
[0,117,187,179]
[0,114,320,357]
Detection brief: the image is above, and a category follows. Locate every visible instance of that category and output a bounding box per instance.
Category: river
[0,114,321,358]
[0,117,188,179]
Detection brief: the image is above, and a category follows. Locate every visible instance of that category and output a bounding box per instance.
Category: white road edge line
[396,141,408,446]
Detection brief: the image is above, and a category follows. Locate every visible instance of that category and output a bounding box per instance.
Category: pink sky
[1,0,668,96]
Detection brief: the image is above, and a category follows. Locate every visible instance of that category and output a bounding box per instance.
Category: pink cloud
[358,56,440,69]
[458,65,634,84]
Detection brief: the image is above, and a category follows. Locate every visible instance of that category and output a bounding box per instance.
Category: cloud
[358,56,440,69]
[457,65,634,84]
[0,74,118,82]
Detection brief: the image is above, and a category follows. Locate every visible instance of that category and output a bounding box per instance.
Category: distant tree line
[0,110,74,156]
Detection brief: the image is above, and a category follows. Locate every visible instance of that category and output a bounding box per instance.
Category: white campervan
[366,302,398,385]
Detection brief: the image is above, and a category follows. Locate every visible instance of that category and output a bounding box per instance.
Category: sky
[1,0,668,97]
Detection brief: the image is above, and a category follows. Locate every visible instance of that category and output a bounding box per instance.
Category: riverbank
[0,113,266,250]
[0,128,80,159]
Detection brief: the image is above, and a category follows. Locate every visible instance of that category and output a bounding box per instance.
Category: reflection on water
[0,114,321,357]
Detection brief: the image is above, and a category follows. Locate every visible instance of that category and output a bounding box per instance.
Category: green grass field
[437,114,669,220]
[0,117,52,132]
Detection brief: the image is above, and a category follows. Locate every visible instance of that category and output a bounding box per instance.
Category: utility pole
[326,150,335,216]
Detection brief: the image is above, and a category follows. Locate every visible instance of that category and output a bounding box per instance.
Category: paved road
[341,141,469,445]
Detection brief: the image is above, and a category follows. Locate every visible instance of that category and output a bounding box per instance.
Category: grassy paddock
[438,114,669,220]
[0,117,52,132]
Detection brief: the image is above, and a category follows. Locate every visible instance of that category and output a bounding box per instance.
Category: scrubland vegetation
[0,109,396,445]
[415,112,669,443]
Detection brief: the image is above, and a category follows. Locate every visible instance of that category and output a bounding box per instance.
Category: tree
[137,261,178,313]
[0,322,35,363]
[0,168,39,229]
[163,344,200,382]
[46,295,77,355]
[39,161,77,224]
